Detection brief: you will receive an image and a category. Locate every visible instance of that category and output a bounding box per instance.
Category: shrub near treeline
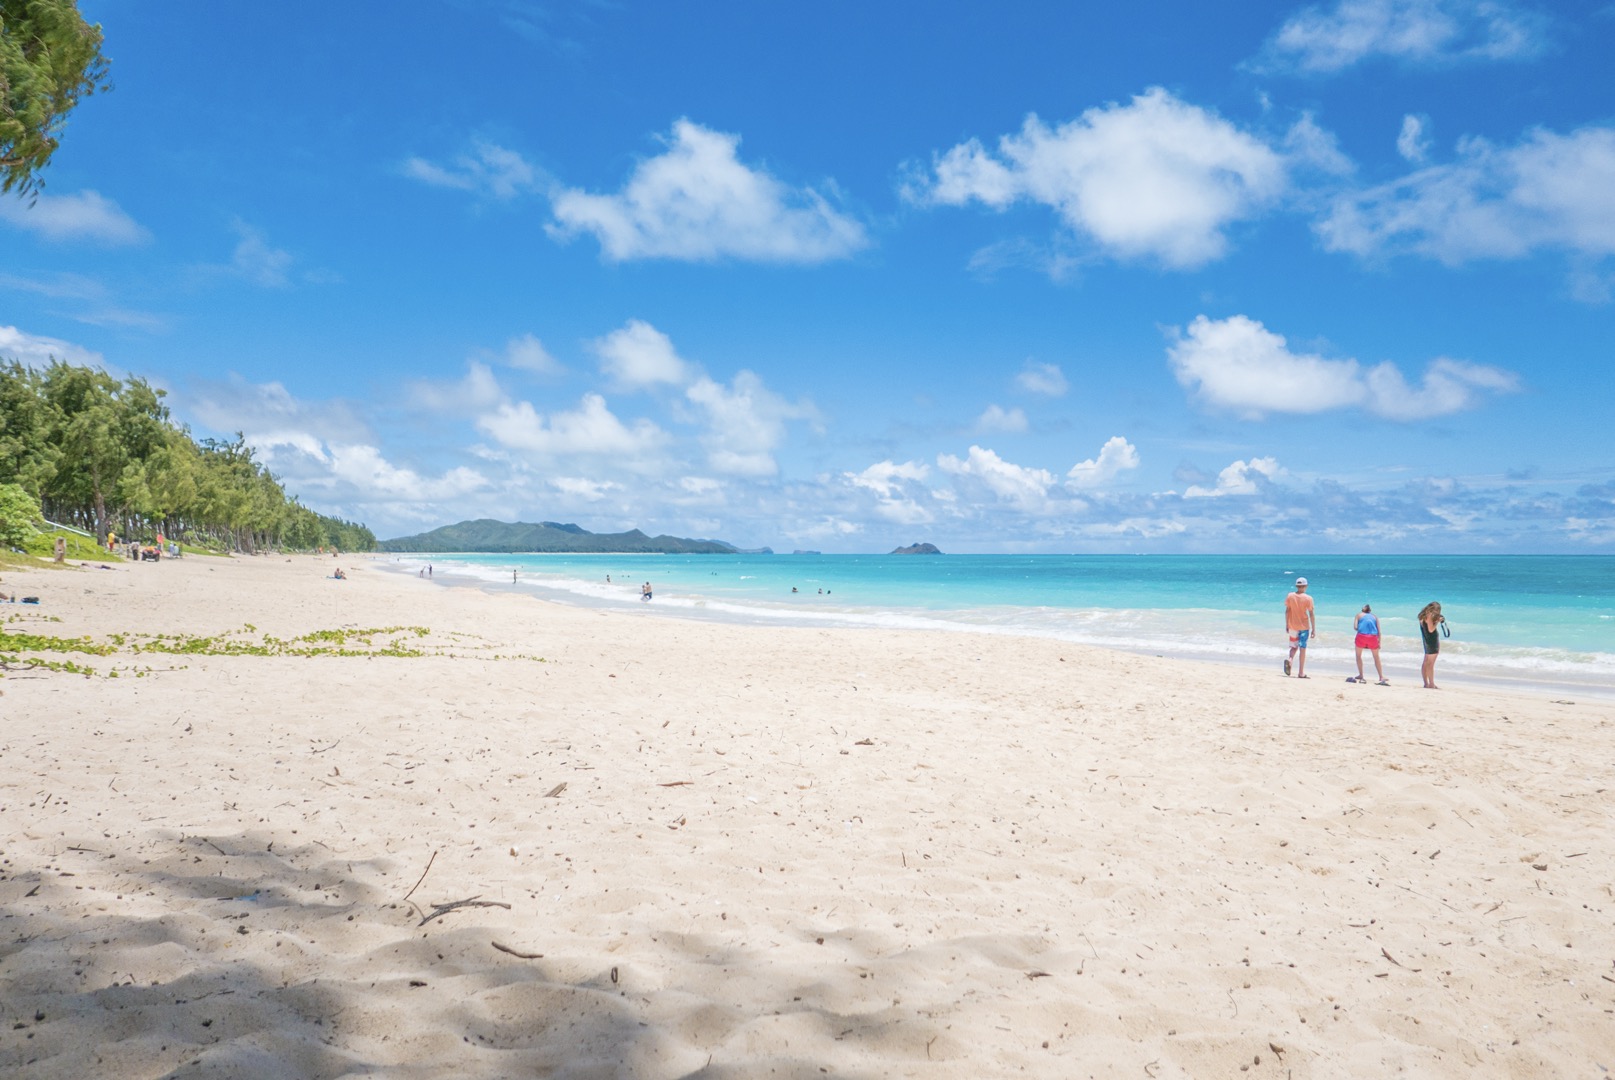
[0,360,375,553]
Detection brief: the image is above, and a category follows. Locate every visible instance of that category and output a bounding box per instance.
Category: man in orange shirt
[1284,577,1316,678]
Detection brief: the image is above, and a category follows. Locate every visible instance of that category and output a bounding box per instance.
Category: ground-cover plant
[0,622,543,678]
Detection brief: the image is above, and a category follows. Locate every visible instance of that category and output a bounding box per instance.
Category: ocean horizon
[384,552,1615,698]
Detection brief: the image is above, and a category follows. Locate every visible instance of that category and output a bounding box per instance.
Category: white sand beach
[1,553,1611,1078]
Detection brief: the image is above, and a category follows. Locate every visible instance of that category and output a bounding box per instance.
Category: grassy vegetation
[0,622,544,677]
[22,529,106,560]
[5,528,230,566]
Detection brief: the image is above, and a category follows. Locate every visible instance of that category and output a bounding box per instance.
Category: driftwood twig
[419,895,512,926]
[402,850,437,907]
[491,940,543,959]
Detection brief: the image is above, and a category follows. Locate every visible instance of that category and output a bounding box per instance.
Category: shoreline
[378,553,1615,703]
[3,552,1611,1077]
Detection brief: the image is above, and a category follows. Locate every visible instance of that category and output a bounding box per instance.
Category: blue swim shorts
[1292,629,1311,649]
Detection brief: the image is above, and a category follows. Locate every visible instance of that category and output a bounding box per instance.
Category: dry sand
[0,552,1611,1078]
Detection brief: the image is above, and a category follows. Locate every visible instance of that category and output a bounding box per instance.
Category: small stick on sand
[491,940,543,959]
[402,849,437,907]
[419,896,512,926]
[544,782,567,798]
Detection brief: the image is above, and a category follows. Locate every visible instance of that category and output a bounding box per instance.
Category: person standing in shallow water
[1284,577,1316,678]
[1419,601,1445,689]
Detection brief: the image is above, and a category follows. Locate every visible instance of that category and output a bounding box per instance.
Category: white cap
[1295,577,1308,586]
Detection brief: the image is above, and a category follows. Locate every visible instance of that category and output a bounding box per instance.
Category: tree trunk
[93,487,108,546]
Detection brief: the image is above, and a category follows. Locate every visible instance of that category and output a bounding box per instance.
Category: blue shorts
[1291,629,1310,649]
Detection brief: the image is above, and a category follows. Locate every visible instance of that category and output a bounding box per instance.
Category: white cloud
[0,189,148,244]
[1283,113,1355,175]
[686,370,812,477]
[1169,315,1364,415]
[592,319,691,389]
[1185,457,1286,498]
[502,333,563,374]
[1320,124,1615,264]
[1167,314,1517,419]
[0,324,105,367]
[323,444,488,500]
[1015,361,1069,397]
[551,476,623,501]
[1568,263,1615,305]
[476,392,666,459]
[976,403,1029,433]
[181,377,486,513]
[408,361,504,414]
[228,221,295,287]
[548,119,867,262]
[1397,114,1431,162]
[404,140,541,200]
[870,496,934,526]
[936,445,1056,510]
[847,460,930,498]
[1361,356,1520,420]
[846,459,935,524]
[679,476,724,498]
[793,516,864,541]
[591,319,814,475]
[1260,0,1547,72]
[907,88,1290,268]
[184,377,374,455]
[1066,436,1141,488]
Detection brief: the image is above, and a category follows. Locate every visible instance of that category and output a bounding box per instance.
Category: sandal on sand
[1377,679,1390,685]
[1283,658,1292,676]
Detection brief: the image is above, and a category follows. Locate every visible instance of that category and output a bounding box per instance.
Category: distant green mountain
[378,518,754,554]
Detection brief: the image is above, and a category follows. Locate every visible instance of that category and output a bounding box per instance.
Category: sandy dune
[1,553,1610,1078]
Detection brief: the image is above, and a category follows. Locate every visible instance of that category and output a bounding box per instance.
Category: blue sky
[3,0,1613,552]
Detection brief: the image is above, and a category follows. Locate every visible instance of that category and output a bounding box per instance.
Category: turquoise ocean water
[387,554,1615,696]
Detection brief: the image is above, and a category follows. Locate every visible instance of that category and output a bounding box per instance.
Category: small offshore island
[890,541,943,554]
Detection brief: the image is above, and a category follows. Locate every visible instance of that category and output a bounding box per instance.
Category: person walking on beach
[1284,577,1316,678]
[1351,604,1387,684]
[1419,601,1445,688]
[641,581,653,602]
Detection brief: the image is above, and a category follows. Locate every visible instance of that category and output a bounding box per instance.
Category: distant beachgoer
[606,574,611,583]
[428,564,432,576]
[1418,601,1445,689]
[642,581,652,602]
[791,586,798,593]
[333,568,346,580]
[1285,577,1316,678]
[54,537,66,563]
[512,569,517,583]
[1351,604,1386,684]
[418,568,424,577]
